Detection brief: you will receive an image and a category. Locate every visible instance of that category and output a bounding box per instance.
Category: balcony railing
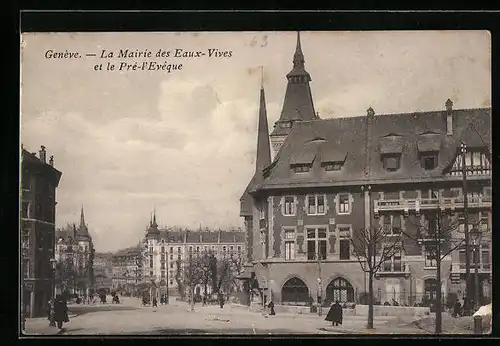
[374,196,491,216]
[451,262,491,274]
[375,262,411,277]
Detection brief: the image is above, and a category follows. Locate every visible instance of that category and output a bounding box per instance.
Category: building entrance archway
[326,277,354,303]
[281,277,309,305]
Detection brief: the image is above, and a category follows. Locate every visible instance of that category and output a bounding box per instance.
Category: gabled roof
[254,107,491,190]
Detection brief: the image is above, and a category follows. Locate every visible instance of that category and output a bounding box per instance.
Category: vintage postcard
[20,31,492,336]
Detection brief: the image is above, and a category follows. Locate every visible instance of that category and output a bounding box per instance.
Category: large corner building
[240,33,492,307]
[21,145,62,318]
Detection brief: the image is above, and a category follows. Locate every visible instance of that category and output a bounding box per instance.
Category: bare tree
[350,226,401,329]
[402,211,483,334]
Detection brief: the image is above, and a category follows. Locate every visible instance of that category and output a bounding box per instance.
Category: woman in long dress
[325,301,343,326]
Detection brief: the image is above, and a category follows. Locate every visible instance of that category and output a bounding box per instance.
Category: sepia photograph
[20,30,492,336]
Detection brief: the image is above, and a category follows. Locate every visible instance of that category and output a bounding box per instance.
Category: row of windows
[291,161,345,173]
[149,245,243,253]
[382,150,490,173]
[281,194,351,216]
[282,226,352,261]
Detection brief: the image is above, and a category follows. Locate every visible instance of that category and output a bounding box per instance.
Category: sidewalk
[22,318,66,336]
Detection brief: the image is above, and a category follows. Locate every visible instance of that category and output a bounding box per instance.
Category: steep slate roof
[254,107,491,190]
[186,230,202,243]
[153,229,245,244]
[201,231,219,243]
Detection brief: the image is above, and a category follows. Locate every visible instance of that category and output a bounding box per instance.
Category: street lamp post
[317,253,323,317]
[470,228,482,312]
[49,258,57,327]
[460,142,472,315]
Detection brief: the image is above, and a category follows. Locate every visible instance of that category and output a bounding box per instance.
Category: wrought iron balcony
[374,196,491,216]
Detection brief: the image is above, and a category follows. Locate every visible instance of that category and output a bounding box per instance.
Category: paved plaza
[22,297,472,336]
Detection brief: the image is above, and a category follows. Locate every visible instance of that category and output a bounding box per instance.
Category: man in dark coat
[268,301,276,316]
[325,301,343,326]
[54,295,69,329]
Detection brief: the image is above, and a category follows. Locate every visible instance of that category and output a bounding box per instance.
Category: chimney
[445,98,453,135]
[39,145,47,163]
[49,155,54,166]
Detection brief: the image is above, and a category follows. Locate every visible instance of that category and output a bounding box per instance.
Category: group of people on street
[47,295,69,330]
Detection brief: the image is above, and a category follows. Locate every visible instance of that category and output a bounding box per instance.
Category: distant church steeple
[146,207,160,238]
[270,31,318,155]
[76,205,89,239]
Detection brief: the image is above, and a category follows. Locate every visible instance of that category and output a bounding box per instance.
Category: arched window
[326,277,354,303]
[281,277,309,305]
[423,278,438,306]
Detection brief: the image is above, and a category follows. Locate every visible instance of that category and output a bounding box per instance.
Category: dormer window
[280,122,292,129]
[420,151,438,170]
[417,133,441,170]
[324,162,343,171]
[382,154,401,171]
[290,149,316,173]
[320,150,347,172]
[292,164,311,173]
[380,134,403,172]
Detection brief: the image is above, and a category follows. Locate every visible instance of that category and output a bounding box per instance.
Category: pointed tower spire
[260,66,264,89]
[293,31,305,69]
[152,206,158,228]
[255,76,272,181]
[270,31,317,154]
[239,78,272,217]
[80,205,85,227]
[78,205,89,235]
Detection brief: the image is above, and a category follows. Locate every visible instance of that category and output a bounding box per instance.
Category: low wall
[245,303,356,316]
[354,304,430,317]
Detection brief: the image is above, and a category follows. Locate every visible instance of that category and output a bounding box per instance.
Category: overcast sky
[20,31,491,252]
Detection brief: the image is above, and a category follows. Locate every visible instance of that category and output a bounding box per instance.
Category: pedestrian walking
[268,300,276,316]
[453,299,462,317]
[325,301,343,326]
[152,296,158,307]
[218,292,224,309]
[202,295,207,306]
[54,294,69,329]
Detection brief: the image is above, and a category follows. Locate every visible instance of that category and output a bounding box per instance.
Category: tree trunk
[435,245,442,334]
[190,286,195,311]
[367,271,374,329]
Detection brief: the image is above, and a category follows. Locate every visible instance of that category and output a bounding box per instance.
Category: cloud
[20,31,490,252]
